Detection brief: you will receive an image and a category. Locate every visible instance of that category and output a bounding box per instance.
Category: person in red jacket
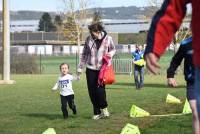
[144,0,200,123]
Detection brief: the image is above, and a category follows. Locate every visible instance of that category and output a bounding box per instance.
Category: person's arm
[71,75,80,81]
[131,52,135,60]
[167,46,184,87]
[167,46,184,78]
[77,37,90,74]
[144,0,189,74]
[141,51,145,59]
[52,81,58,91]
[107,36,116,58]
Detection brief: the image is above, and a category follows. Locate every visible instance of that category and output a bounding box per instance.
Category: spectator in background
[132,45,145,89]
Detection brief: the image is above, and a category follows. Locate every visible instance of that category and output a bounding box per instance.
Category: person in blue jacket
[167,37,199,134]
[132,45,145,89]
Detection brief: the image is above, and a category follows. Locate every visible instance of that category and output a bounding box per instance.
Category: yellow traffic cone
[130,105,150,117]
[42,128,56,134]
[166,94,181,104]
[182,99,192,114]
[120,123,140,134]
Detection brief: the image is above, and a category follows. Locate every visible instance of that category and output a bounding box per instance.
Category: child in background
[52,63,79,119]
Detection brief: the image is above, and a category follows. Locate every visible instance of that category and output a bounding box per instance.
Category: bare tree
[92,10,102,24]
[148,0,163,7]
[172,26,191,53]
[62,0,89,55]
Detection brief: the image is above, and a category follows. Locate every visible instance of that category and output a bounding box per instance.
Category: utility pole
[0,0,15,84]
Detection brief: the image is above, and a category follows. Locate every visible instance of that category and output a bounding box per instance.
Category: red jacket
[145,0,200,67]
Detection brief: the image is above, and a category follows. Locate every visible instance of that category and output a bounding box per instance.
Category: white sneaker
[92,114,102,120]
[102,108,110,117]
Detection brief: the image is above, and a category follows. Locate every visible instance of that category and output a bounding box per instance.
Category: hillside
[0,6,158,20]
[0,11,57,20]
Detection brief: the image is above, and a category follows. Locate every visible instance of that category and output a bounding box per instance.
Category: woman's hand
[77,71,82,76]
[106,53,112,58]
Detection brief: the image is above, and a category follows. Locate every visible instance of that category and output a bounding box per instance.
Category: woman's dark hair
[59,63,69,70]
[88,22,104,33]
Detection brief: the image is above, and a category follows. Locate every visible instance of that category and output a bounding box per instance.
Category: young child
[52,63,79,119]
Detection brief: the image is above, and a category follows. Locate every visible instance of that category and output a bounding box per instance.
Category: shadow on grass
[113,82,134,86]
[106,87,125,89]
[113,82,185,89]
[144,83,185,89]
[21,113,63,120]
[81,115,92,120]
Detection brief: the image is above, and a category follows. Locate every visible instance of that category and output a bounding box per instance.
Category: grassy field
[39,54,78,74]
[39,51,175,75]
[0,73,192,134]
[0,51,192,134]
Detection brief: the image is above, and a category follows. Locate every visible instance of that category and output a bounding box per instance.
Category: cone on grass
[120,123,140,134]
[130,105,150,117]
[166,94,181,104]
[182,99,192,114]
[42,128,56,134]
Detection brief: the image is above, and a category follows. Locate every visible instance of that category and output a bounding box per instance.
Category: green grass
[38,55,78,74]
[38,53,134,74]
[38,51,175,75]
[0,74,192,134]
[118,33,147,44]
[0,51,190,133]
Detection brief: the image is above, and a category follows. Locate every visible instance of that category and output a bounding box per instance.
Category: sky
[0,0,150,12]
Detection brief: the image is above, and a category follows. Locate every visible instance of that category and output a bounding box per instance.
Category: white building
[10,20,39,32]
[0,20,39,32]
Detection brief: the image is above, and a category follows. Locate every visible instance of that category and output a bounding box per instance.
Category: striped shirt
[78,33,116,72]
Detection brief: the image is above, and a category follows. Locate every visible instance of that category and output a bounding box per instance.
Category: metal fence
[112,59,133,75]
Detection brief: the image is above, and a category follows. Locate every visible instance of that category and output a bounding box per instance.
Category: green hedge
[0,52,39,74]
[118,32,147,44]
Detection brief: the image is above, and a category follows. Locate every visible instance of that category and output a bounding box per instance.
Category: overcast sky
[0,0,150,11]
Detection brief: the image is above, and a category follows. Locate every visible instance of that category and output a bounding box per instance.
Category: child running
[52,63,79,119]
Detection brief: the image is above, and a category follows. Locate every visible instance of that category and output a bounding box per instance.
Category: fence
[0,32,118,46]
[112,59,133,75]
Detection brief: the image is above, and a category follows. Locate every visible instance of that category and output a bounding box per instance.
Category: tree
[92,10,102,24]
[54,15,63,32]
[38,12,56,32]
[54,15,63,26]
[62,0,89,54]
[63,16,78,42]
[172,27,192,53]
[148,0,163,7]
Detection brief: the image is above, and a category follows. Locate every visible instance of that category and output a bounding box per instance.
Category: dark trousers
[134,65,144,88]
[86,68,108,115]
[60,94,76,118]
